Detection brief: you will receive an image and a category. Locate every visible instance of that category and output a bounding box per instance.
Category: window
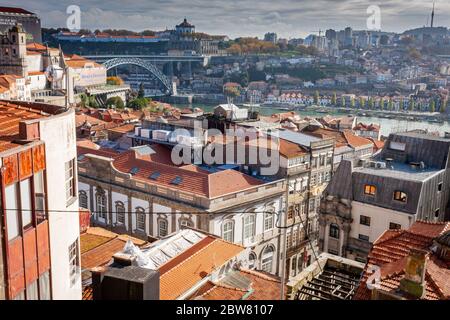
[222,220,234,243]
[180,219,194,228]
[264,212,274,231]
[358,234,370,242]
[287,206,294,220]
[5,183,19,240]
[393,191,407,203]
[389,222,401,230]
[136,207,145,231]
[309,198,316,213]
[364,184,376,196]
[158,219,168,237]
[79,191,88,209]
[248,252,257,269]
[39,271,51,300]
[244,214,256,240]
[33,171,46,224]
[435,209,440,218]
[69,239,80,287]
[286,233,292,249]
[65,159,75,203]
[115,202,125,225]
[20,179,33,229]
[438,182,443,192]
[329,224,339,239]
[328,249,339,255]
[291,256,297,277]
[360,215,371,226]
[95,188,107,221]
[26,280,39,300]
[261,246,275,273]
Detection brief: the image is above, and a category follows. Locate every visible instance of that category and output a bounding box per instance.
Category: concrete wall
[39,108,81,300]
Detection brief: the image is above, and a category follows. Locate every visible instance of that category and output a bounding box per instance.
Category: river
[175,104,450,137]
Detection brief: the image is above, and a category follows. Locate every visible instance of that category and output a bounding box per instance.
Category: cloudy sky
[12,0,450,38]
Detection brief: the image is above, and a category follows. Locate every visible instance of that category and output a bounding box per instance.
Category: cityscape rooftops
[354,221,450,300]
[0,100,62,153]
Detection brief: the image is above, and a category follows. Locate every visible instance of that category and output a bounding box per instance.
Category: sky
[11,0,450,39]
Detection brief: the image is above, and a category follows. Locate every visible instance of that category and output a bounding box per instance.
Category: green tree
[379,98,384,110]
[106,96,125,109]
[138,83,145,98]
[331,92,337,106]
[341,96,346,107]
[314,91,320,104]
[409,99,415,111]
[368,97,374,110]
[388,99,393,111]
[430,100,436,113]
[128,97,150,110]
[350,97,355,108]
[441,98,447,113]
[88,95,99,108]
[359,97,365,109]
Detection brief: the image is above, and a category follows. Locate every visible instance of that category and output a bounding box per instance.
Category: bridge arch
[103,57,173,95]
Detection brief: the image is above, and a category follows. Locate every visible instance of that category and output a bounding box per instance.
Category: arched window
[261,245,275,273]
[136,207,145,231]
[115,201,125,225]
[264,212,274,231]
[95,188,107,221]
[329,223,340,239]
[79,190,88,209]
[222,220,234,243]
[248,252,257,269]
[158,219,168,237]
[244,214,256,240]
[179,218,194,229]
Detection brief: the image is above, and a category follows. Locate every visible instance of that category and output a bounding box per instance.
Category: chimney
[92,266,160,300]
[399,249,428,299]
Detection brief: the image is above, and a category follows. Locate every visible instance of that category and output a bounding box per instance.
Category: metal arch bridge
[103,57,173,95]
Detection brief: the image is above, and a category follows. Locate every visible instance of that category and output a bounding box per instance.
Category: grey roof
[379,133,450,170]
[324,160,353,200]
[274,129,321,148]
[354,163,442,182]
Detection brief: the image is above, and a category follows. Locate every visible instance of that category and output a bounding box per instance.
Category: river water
[177,104,450,137]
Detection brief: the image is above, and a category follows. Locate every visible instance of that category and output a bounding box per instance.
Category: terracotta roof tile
[0,101,49,153]
[354,220,450,300]
[159,238,244,300]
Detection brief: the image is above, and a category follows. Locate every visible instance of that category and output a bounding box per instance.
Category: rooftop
[0,101,53,153]
[354,161,442,182]
[0,6,35,15]
[354,221,450,300]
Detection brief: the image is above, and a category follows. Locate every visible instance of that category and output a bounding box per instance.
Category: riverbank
[172,103,450,137]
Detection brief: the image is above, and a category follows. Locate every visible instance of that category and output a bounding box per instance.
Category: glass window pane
[39,271,51,300]
[26,280,39,300]
[5,183,19,240]
[20,179,33,228]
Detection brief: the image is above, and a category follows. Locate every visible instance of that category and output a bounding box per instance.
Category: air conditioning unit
[375,162,386,169]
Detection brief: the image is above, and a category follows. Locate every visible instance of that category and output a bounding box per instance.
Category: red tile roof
[159,237,244,300]
[110,149,264,198]
[354,221,450,300]
[193,269,283,300]
[0,101,49,153]
[0,6,34,14]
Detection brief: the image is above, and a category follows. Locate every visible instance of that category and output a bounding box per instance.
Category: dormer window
[364,184,376,196]
[393,191,407,203]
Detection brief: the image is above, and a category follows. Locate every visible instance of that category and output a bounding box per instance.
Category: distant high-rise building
[344,27,353,47]
[0,6,41,43]
[264,32,278,44]
[325,29,337,41]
